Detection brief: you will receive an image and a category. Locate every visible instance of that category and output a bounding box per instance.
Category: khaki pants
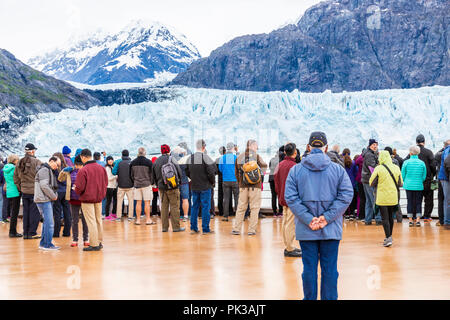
[160,189,181,231]
[116,188,134,219]
[81,202,103,247]
[282,206,297,252]
[233,187,261,233]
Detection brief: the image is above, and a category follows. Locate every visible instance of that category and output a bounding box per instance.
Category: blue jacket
[438,145,450,181]
[218,153,237,182]
[401,155,427,191]
[112,159,122,175]
[285,149,354,241]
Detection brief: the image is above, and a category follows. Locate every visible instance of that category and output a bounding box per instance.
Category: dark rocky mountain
[0,48,99,152]
[172,0,449,92]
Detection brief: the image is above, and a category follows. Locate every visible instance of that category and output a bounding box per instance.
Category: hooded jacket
[13,154,41,194]
[34,163,58,203]
[284,149,353,241]
[3,163,20,198]
[401,155,427,191]
[369,151,403,206]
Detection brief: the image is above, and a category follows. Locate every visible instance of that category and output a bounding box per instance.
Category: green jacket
[3,164,20,198]
[401,155,427,191]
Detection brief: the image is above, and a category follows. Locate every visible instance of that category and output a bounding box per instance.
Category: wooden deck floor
[0,216,449,300]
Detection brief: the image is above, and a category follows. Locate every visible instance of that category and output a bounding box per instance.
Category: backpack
[241,154,262,185]
[161,156,179,189]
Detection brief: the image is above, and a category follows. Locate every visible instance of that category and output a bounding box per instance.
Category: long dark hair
[344,154,353,168]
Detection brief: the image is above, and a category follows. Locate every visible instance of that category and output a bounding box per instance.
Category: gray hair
[409,145,420,155]
[138,147,146,156]
[196,139,206,151]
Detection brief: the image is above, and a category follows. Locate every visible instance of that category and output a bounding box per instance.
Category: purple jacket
[355,155,364,183]
[64,155,74,168]
[70,169,80,201]
[345,161,358,188]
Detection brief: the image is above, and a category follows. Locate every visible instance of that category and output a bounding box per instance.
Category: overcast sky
[0,0,322,62]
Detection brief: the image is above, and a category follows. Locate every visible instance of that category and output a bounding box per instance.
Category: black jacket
[152,154,183,191]
[185,152,216,192]
[361,149,378,184]
[405,145,436,182]
[129,156,153,188]
[117,156,133,189]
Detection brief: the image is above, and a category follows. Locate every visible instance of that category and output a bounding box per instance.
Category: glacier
[16,85,450,158]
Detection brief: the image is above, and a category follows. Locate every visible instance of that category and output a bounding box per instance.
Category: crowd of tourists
[0,132,449,300]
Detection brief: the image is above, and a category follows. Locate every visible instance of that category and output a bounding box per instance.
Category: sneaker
[173,228,186,232]
[115,218,122,222]
[231,230,240,235]
[190,230,199,234]
[127,217,135,221]
[375,221,382,226]
[83,245,101,252]
[383,237,392,247]
[365,221,372,225]
[83,242,90,247]
[247,232,256,236]
[111,214,117,219]
[416,221,421,227]
[222,217,229,221]
[284,249,302,257]
[105,215,112,220]
[409,222,414,227]
[70,242,78,247]
[44,246,61,251]
[202,230,215,235]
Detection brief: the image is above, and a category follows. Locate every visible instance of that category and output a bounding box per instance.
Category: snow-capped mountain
[16,85,449,157]
[28,20,201,85]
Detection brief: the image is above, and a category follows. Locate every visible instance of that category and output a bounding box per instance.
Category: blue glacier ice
[17,85,450,158]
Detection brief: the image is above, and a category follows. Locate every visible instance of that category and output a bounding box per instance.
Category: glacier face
[16,86,450,158]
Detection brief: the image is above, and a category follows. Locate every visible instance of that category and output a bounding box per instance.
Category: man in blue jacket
[219,142,238,222]
[285,131,353,300]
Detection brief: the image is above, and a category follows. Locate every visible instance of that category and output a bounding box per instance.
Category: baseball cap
[25,143,37,151]
[308,132,327,147]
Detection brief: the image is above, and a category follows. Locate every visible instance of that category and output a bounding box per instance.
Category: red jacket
[151,157,158,192]
[74,161,108,203]
[274,156,297,207]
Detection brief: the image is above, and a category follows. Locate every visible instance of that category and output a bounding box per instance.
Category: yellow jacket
[369,150,403,206]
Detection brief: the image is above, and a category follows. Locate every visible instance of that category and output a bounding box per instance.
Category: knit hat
[416,134,425,144]
[384,146,393,155]
[161,144,170,154]
[62,146,71,155]
[368,139,378,147]
[309,131,327,147]
[74,148,82,157]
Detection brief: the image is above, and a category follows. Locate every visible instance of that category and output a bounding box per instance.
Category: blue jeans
[299,240,340,300]
[441,180,449,225]
[363,184,380,223]
[190,189,211,232]
[36,202,55,248]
